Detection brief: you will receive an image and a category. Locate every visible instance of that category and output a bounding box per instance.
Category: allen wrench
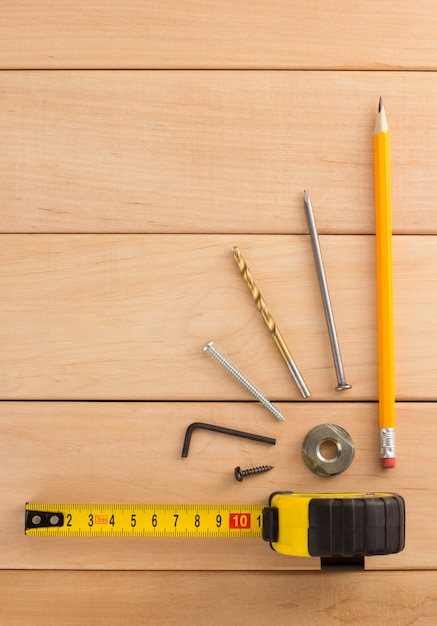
[181,422,276,458]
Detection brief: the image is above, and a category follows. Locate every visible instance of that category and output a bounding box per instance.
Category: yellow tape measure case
[262,492,405,560]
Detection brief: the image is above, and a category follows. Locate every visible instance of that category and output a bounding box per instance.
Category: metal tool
[181,422,276,458]
[301,423,355,476]
[234,465,273,482]
[303,190,351,391]
[203,341,285,421]
[232,246,310,399]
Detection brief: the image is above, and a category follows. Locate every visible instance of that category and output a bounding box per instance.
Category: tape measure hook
[25,509,64,530]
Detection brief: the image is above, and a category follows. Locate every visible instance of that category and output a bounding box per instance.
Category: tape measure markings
[25,503,264,538]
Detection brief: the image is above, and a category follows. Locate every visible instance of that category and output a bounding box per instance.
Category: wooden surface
[2,70,437,235]
[1,402,435,571]
[1,571,436,626]
[2,1,437,70]
[1,234,437,401]
[2,1,437,623]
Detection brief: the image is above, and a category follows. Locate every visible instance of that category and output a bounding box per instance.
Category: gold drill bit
[232,247,310,399]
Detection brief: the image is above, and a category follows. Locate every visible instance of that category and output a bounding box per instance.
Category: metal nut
[302,424,355,477]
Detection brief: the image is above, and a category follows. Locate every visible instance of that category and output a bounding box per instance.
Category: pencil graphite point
[374,99,389,135]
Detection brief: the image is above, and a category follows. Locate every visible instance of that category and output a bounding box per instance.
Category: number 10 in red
[229,513,251,529]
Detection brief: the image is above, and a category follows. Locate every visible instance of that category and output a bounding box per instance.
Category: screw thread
[203,341,285,421]
[234,465,274,481]
[242,465,273,476]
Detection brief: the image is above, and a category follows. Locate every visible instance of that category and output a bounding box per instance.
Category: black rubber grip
[308,494,405,557]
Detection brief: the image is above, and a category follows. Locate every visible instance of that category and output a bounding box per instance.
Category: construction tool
[301,423,355,477]
[25,492,405,570]
[181,422,276,458]
[232,246,310,399]
[303,190,351,391]
[203,340,285,421]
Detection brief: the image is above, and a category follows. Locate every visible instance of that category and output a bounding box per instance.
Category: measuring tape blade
[25,503,264,538]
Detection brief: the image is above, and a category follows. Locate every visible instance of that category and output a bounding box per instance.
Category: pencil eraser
[381,458,396,469]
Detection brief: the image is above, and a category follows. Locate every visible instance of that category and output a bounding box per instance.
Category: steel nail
[303,191,351,391]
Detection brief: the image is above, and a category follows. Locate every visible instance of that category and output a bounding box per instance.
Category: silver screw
[234,465,274,482]
[203,341,285,421]
[303,191,352,391]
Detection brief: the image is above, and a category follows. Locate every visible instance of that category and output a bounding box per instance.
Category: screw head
[234,466,244,482]
[203,340,214,352]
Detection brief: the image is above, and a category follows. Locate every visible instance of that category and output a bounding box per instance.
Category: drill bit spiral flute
[232,247,310,399]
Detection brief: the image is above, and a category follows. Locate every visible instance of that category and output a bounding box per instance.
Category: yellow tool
[25,503,264,539]
[262,492,404,560]
[25,492,405,569]
[374,96,396,468]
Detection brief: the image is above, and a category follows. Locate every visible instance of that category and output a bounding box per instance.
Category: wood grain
[0,234,435,401]
[2,1,437,70]
[1,571,436,625]
[1,71,436,234]
[2,1,437,618]
[0,402,431,570]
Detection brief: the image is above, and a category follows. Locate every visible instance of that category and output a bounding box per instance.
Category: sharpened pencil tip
[374,97,389,134]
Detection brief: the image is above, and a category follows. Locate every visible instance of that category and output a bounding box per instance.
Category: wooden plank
[0,71,435,235]
[0,402,431,570]
[2,1,437,70]
[1,570,436,625]
[1,0,435,619]
[0,234,435,401]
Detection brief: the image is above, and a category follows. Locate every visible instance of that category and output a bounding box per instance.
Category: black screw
[234,465,274,482]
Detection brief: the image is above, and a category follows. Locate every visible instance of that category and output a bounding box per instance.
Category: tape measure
[25,503,263,538]
[25,492,405,568]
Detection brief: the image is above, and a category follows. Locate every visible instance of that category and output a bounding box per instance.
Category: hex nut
[302,424,355,477]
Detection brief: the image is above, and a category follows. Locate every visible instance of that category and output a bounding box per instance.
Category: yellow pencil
[374,97,396,468]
